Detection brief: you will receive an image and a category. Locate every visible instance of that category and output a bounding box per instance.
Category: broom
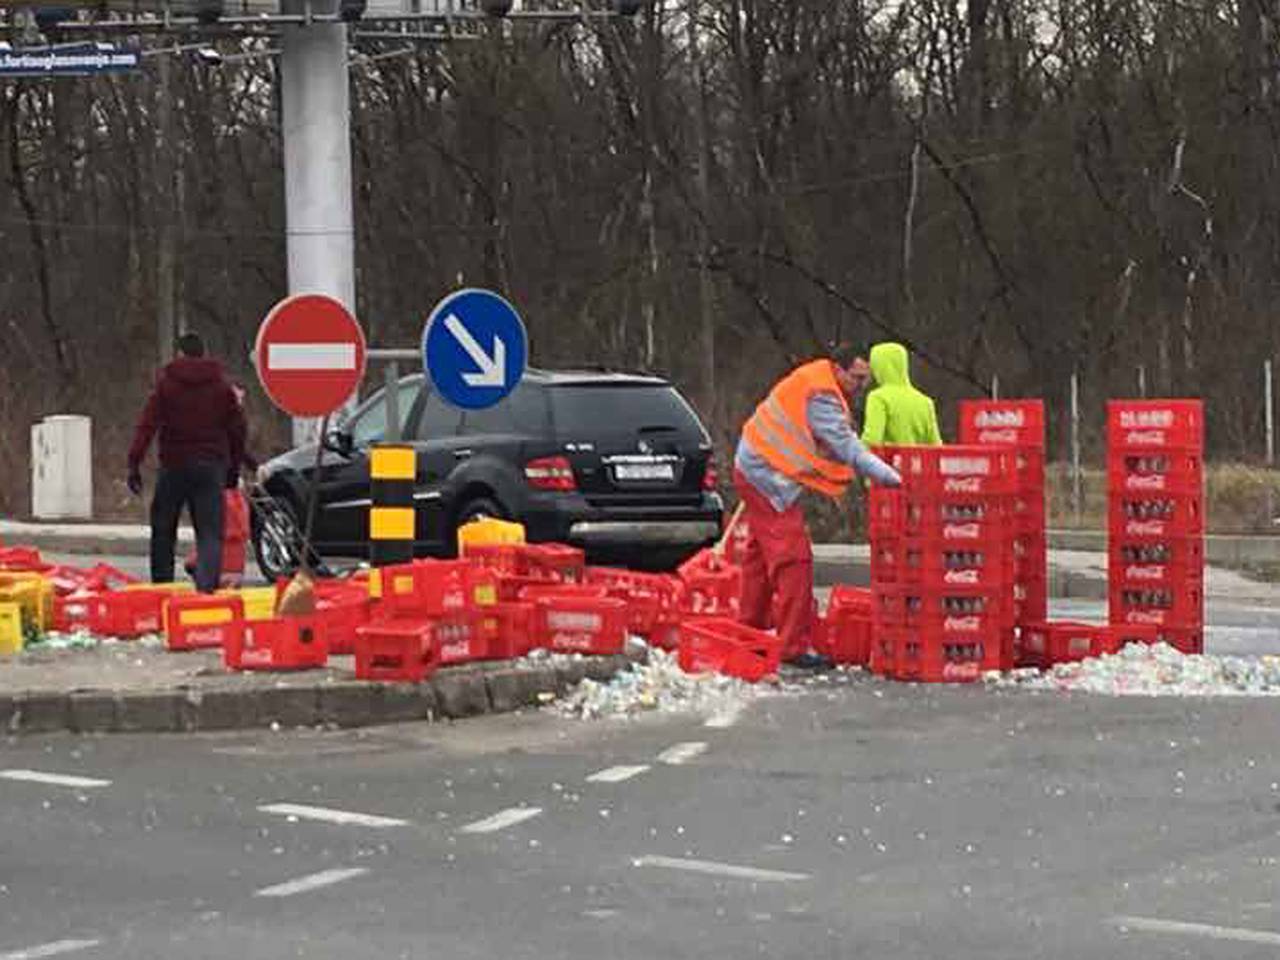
[276,413,331,617]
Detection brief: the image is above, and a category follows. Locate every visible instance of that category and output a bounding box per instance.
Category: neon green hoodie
[861,342,943,446]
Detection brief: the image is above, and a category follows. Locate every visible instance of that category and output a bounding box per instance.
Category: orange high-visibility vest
[741,360,855,498]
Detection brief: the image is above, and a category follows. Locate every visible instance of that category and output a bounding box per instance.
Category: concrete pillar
[281,15,356,445]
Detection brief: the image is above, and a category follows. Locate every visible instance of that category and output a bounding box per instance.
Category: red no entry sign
[255,294,367,417]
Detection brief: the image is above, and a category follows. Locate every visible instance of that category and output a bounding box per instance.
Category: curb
[0,655,634,737]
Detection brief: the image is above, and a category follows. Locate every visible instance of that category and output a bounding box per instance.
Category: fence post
[1267,359,1276,524]
[991,374,999,400]
[1071,371,1082,524]
[1137,364,1146,398]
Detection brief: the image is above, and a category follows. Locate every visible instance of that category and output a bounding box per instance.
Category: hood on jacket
[869,342,912,388]
[163,356,225,386]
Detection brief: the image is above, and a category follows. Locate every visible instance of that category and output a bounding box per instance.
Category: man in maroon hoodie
[127,333,247,592]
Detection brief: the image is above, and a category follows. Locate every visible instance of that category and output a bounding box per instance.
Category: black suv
[253,369,724,577]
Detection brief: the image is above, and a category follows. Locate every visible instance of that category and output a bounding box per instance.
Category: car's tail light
[524,456,577,491]
[703,456,719,491]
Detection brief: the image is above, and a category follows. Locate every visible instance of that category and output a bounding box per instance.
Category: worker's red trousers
[734,469,814,660]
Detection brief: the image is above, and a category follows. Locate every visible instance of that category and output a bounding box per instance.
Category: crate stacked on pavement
[1106,399,1205,654]
[956,399,1048,629]
[868,445,1018,682]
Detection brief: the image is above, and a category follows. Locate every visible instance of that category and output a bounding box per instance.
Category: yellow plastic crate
[0,601,22,655]
[0,576,53,632]
[220,586,276,621]
[457,517,526,556]
[123,581,193,594]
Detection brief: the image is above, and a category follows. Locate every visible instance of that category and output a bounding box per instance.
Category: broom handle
[713,501,746,557]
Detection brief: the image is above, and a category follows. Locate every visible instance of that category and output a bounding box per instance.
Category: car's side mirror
[323,429,355,458]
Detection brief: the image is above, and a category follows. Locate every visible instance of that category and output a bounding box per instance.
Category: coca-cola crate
[433,613,488,665]
[1108,583,1204,628]
[94,587,185,638]
[584,567,685,641]
[818,607,872,666]
[1013,576,1048,625]
[1107,399,1203,450]
[313,591,371,656]
[1108,538,1205,590]
[354,622,438,682]
[494,574,550,603]
[880,445,1020,496]
[477,602,539,660]
[828,584,873,615]
[871,540,1011,589]
[1108,495,1204,540]
[165,594,245,652]
[374,559,498,619]
[873,586,1012,633]
[225,615,328,671]
[1018,621,1118,669]
[681,567,741,617]
[957,400,1046,450]
[465,543,585,582]
[1013,494,1046,533]
[869,489,1014,544]
[0,546,45,571]
[532,594,628,655]
[1107,450,1203,497]
[677,618,782,682]
[872,624,1013,683]
[1100,623,1160,650]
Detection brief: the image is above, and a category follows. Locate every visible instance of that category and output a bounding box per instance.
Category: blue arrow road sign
[422,288,528,410]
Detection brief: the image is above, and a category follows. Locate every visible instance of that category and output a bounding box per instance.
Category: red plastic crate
[225,616,328,671]
[434,614,488,665]
[477,602,538,660]
[1108,495,1204,540]
[314,592,371,656]
[533,594,628,655]
[1100,623,1160,650]
[1018,621,1118,669]
[818,608,872,666]
[93,588,176,638]
[1154,626,1205,655]
[0,546,44,570]
[873,586,1012,633]
[354,622,439,682]
[1108,538,1205,590]
[1108,583,1204,628]
[879,445,1019,497]
[494,574,551,602]
[871,540,1011,589]
[680,563,742,617]
[165,594,245,652]
[677,618,782,682]
[1107,450,1203,496]
[375,560,498,619]
[1107,399,1203,450]
[872,624,1013,683]
[465,543,585,582]
[957,399,1046,449]
[828,584,873,615]
[1013,576,1048,625]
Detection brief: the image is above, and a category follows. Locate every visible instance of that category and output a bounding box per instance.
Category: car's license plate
[614,463,675,481]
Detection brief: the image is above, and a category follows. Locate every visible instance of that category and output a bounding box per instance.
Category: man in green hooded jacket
[861,342,943,446]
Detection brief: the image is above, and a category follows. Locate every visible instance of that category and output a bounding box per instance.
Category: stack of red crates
[1106,400,1205,654]
[868,446,1018,682]
[956,399,1047,629]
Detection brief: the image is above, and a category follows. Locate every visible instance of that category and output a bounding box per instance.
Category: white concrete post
[281,12,357,446]
[1070,371,1081,523]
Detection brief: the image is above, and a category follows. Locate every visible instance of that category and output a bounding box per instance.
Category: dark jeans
[150,462,226,593]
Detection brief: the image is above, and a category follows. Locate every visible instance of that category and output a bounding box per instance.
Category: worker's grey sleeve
[807,393,902,487]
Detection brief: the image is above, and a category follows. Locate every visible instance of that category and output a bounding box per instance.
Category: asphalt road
[5,678,1280,960]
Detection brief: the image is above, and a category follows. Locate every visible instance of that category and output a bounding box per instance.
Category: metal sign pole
[1071,371,1082,523]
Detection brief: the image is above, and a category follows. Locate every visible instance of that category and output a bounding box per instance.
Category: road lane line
[0,770,110,790]
[256,867,369,898]
[258,803,407,828]
[632,855,809,883]
[586,764,650,784]
[657,742,708,765]
[0,939,101,960]
[704,705,742,729]
[1111,916,1280,946]
[460,806,542,834]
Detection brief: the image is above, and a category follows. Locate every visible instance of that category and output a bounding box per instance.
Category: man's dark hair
[827,341,863,369]
[176,332,205,358]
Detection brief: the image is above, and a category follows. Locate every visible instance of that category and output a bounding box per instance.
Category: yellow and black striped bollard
[369,445,416,578]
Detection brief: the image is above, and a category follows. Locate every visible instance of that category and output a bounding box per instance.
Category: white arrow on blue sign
[422,288,528,410]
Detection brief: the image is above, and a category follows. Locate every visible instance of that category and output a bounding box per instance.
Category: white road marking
[255,867,369,898]
[704,705,742,728]
[0,940,101,960]
[586,764,650,784]
[266,343,356,371]
[0,770,110,790]
[258,803,407,829]
[1111,916,1280,946]
[657,742,708,766]
[632,855,809,883]
[460,806,542,834]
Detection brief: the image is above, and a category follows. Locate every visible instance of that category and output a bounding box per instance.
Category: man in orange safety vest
[735,347,901,663]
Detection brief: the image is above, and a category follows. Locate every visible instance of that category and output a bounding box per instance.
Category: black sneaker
[788,652,834,671]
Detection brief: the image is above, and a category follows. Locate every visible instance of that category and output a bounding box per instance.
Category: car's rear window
[549,383,707,440]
